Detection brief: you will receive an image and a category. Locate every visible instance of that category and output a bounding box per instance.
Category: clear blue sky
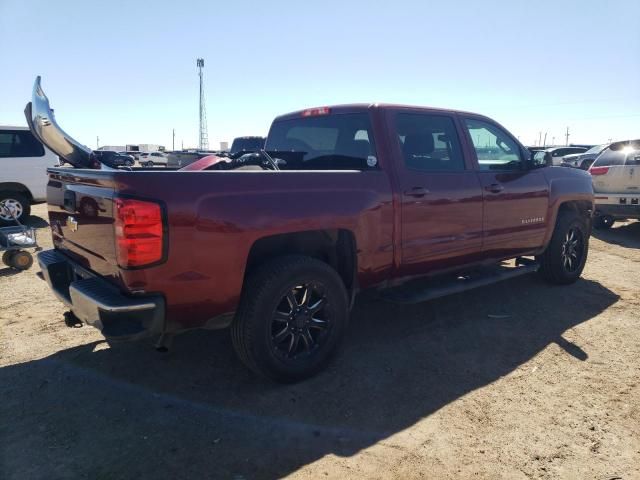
[1,0,639,149]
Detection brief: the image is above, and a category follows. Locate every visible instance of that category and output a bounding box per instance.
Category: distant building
[97,144,165,152]
[220,141,229,151]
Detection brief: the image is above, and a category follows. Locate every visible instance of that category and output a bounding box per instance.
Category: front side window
[0,130,45,158]
[464,119,521,171]
[394,113,465,171]
[265,113,376,170]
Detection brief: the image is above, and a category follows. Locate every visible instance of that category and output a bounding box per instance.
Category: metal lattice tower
[197,58,209,150]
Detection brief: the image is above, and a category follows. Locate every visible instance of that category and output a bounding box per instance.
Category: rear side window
[0,130,45,158]
[595,148,640,166]
[265,113,376,170]
[394,113,465,171]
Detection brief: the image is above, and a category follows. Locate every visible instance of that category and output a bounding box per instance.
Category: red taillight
[114,198,164,268]
[589,166,609,176]
[302,107,330,117]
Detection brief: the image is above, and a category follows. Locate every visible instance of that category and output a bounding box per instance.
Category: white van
[0,126,59,224]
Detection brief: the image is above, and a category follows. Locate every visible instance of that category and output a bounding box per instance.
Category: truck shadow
[0,275,619,479]
[592,221,640,249]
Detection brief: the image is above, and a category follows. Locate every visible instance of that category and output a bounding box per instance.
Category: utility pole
[543,132,547,148]
[172,129,175,151]
[565,127,570,146]
[96,136,99,149]
[197,58,209,151]
[552,136,555,146]
[538,132,542,147]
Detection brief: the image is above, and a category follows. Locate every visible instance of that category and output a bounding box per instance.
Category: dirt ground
[1,203,638,480]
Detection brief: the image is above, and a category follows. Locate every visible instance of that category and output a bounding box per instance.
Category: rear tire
[231,255,349,383]
[593,214,614,230]
[537,210,589,285]
[2,251,14,268]
[0,192,30,225]
[10,251,33,270]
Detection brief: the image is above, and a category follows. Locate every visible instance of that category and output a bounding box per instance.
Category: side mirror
[525,150,547,169]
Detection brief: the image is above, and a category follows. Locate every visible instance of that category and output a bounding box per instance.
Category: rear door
[461,116,550,258]
[388,110,484,275]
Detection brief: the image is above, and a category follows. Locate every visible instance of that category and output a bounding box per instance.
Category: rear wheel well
[0,183,33,201]
[246,229,357,292]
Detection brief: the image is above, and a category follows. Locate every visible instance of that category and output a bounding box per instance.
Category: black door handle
[404,187,430,197]
[485,183,504,193]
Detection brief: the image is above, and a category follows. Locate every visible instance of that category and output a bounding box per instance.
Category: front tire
[0,192,30,225]
[231,255,349,383]
[537,210,589,285]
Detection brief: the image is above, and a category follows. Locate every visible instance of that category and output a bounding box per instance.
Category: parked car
[589,140,640,229]
[91,150,134,168]
[0,125,59,224]
[140,151,168,167]
[28,77,594,382]
[561,144,609,170]
[118,152,137,164]
[533,146,589,166]
[229,136,266,156]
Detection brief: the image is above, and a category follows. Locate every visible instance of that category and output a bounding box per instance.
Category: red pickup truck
[27,77,593,382]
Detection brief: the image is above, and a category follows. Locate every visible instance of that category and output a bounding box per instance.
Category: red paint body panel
[44,104,594,334]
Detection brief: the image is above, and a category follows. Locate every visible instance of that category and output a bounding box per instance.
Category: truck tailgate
[47,168,120,279]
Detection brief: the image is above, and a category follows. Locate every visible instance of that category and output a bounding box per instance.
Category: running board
[379,262,539,305]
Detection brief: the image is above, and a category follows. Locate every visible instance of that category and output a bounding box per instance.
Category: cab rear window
[265,113,376,170]
[0,130,45,158]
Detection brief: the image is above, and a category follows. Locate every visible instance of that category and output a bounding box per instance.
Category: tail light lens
[589,166,609,176]
[114,198,164,268]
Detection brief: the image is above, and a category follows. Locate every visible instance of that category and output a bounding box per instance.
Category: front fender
[542,167,594,247]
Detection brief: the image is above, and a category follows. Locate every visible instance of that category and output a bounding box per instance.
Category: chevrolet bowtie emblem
[66,216,78,232]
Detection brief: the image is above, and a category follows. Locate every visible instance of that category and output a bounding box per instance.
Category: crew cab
[28,77,594,382]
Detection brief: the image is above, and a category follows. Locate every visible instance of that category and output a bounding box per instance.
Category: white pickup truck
[0,125,59,224]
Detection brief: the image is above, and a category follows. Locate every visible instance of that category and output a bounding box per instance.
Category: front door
[461,117,550,259]
[390,111,484,276]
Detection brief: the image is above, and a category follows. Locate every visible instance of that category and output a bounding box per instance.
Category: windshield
[265,113,376,170]
[585,144,606,155]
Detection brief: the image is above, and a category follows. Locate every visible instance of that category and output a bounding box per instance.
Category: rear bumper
[595,196,640,219]
[38,249,165,339]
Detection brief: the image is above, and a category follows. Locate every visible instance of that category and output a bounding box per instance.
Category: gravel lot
[1,203,639,480]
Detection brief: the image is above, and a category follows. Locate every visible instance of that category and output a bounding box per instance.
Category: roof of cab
[273,103,489,122]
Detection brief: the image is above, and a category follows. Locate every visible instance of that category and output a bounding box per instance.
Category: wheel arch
[0,182,34,201]
[245,229,358,297]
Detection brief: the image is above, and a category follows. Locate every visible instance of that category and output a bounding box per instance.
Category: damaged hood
[24,76,100,169]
